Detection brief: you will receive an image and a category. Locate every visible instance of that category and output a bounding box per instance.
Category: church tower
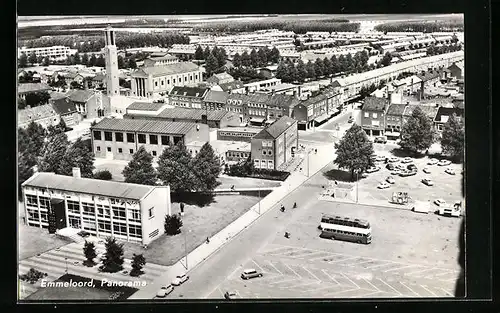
[104,26,120,97]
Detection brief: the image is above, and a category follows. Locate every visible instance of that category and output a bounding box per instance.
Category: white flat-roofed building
[18,45,74,59]
[21,171,171,245]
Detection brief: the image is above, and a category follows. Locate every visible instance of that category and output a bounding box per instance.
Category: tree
[194,45,204,60]
[18,152,34,200]
[306,60,316,79]
[334,123,375,181]
[257,48,267,66]
[100,237,124,273]
[322,57,332,77]
[240,51,251,67]
[128,58,137,69]
[22,121,47,161]
[83,240,97,266]
[74,52,81,64]
[275,61,288,81]
[440,113,465,161]
[269,47,280,63]
[96,55,106,67]
[295,60,307,83]
[130,254,146,277]
[59,137,96,178]
[345,53,354,72]
[94,169,113,180]
[122,146,157,185]
[66,55,74,65]
[330,55,339,74]
[89,54,97,67]
[215,47,227,68]
[399,106,436,154]
[25,91,51,108]
[19,53,28,68]
[381,52,392,67]
[81,53,89,65]
[42,57,50,67]
[28,52,37,65]
[157,142,196,193]
[203,46,211,60]
[250,49,260,68]
[164,214,183,235]
[337,55,347,72]
[314,58,324,77]
[232,53,241,67]
[38,132,69,174]
[205,53,219,77]
[191,143,221,193]
[117,55,125,69]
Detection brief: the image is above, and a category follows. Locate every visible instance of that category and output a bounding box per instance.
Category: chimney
[72,167,81,178]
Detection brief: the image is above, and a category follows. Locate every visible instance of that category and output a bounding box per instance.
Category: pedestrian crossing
[18,242,168,300]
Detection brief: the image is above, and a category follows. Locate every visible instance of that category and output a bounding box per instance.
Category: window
[161,80,164,86]
[149,134,158,145]
[93,131,102,140]
[112,206,126,220]
[373,113,378,118]
[138,134,146,144]
[115,132,123,142]
[173,78,176,84]
[126,133,135,143]
[167,79,170,84]
[96,204,111,219]
[118,148,123,153]
[82,202,95,215]
[148,207,155,219]
[254,159,260,168]
[268,160,274,169]
[263,150,266,155]
[26,195,38,207]
[130,149,134,154]
[67,200,80,214]
[98,220,111,232]
[152,151,157,156]
[107,147,111,152]
[96,146,101,152]
[113,222,127,236]
[173,136,182,145]
[129,224,142,238]
[161,135,170,145]
[268,150,273,156]
[364,112,369,118]
[104,131,112,141]
[128,209,141,222]
[69,216,81,229]
[155,81,158,87]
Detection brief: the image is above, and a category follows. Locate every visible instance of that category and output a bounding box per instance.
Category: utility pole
[184,230,188,270]
[258,188,261,214]
[356,171,359,203]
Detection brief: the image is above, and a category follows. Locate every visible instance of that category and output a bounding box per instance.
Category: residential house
[18,104,60,129]
[292,89,341,130]
[361,96,389,137]
[259,65,279,79]
[227,93,269,126]
[66,89,111,119]
[50,97,80,126]
[168,86,210,109]
[416,69,442,100]
[263,93,300,125]
[218,80,245,94]
[433,107,464,132]
[22,171,171,245]
[384,103,407,140]
[91,118,209,161]
[444,62,464,80]
[206,72,234,86]
[18,83,52,100]
[203,90,230,111]
[251,116,298,171]
[91,72,106,90]
[64,72,85,87]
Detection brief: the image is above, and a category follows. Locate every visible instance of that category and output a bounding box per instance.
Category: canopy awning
[250,117,266,123]
[385,131,401,137]
[314,114,329,123]
[329,108,340,116]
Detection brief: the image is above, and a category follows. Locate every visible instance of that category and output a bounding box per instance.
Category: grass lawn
[94,162,126,182]
[121,194,261,266]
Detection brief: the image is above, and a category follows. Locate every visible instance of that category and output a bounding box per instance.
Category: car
[171,273,189,286]
[395,164,407,170]
[386,163,396,170]
[375,155,386,162]
[423,167,431,174]
[156,285,174,298]
[427,158,439,165]
[374,136,387,144]
[347,116,354,123]
[421,178,434,186]
[241,269,263,280]
[388,157,399,163]
[224,291,238,300]
[407,164,417,171]
[377,182,391,189]
[438,160,452,166]
[399,170,417,177]
[390,169,402,176]
[445,168,456,175]
[401,157,413,163]
[365,166,380,173]
[386,176,395,184]
[434,199,447,206]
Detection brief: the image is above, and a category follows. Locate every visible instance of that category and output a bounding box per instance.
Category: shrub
[130,253,146,277]
[94,170,113,180]
[19,268,47,284]
[164,214,183,235]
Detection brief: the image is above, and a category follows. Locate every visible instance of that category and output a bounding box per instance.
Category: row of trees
[122,142,221,194]
[227,67,265,83]
[231,47,281,68]
[275,50,370,83]
[426,43,462,57]
[19,51,139,70]
[374,20,464,33]
[333,107,464,180]
[194,46,228,77]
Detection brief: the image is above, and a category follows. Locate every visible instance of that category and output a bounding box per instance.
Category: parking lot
[207,201,461,299]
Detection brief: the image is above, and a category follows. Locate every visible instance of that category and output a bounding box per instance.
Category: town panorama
[17,14,465,301]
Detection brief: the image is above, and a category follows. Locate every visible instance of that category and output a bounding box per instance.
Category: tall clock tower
[104,26,120,97]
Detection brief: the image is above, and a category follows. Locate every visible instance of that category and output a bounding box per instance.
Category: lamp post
[258,188,261,214]
[356,170,359,203]
[65,257,68,274]
[184,230,188,270]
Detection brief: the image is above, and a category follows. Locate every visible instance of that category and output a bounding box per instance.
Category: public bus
[319,215,372,244]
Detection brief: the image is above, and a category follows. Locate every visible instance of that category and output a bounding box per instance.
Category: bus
[319,215,372,244]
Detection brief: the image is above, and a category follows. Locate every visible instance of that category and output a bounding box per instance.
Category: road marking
[260,245,293,255]
[348,259,377,267]
[362,278,380,291]
[309,254,335,261]
[228,265,243,280]
[364,262,397,270]
[304,284,340,293]
[405,267,438,277]
[303,267,320,281]
[267,261,283,275]
[217,287,225,297]
[322,269,339,285]
[421,285,438,297]
[432,270,457,277]
[440,287,453,296]
[291,251,323,259]
[377,278,402,295]
[383,264,419,273]
[328,256,359,264]
[251,260,265,274]
[286,280,321,289]
[284,264,301,278]
[268,277,299,286]
[362,291,383,297]
[341,273,360,289]
[325,287,361,297]
[399,281,420,297]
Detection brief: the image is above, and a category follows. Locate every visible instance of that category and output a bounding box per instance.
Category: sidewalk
[129,139,334,299]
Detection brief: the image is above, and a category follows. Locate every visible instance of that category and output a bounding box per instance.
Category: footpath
[129,142,335,299]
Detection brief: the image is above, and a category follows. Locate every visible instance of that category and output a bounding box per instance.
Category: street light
[65,257,68,274]
[356,170,359,203]
[183,229,192,270]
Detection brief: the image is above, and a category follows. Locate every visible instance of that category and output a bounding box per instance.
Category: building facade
[251,116,298,170]
[22,171,171,245]
[18,45,74,59]
[216,127,261,143]
[168,86,209,109]
[384,103,407,140]
[292,88,342,130]
[50,97,81,127]
[361,97,389,137]
[18,104,60,129]
[203,90,229,111]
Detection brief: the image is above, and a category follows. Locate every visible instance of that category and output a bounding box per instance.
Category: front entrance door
[48,199,67,233]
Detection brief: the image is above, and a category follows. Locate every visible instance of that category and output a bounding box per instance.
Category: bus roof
[321,214,369,225]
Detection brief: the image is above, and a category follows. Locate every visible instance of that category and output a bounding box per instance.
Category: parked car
[390,169,403,176]
[386,163,396,170]
[445,168,456,175]
[366,166,380,173]
[241,269,263,280]
[348,116,354,123]
[386,176,395,184]
[427,158,439,165]
[388,157,399,163]
[421,178,434,186]
[399,170,416,177]
[438,205,461,218]
[374,136,387,144]
[377,182,391,189]
[172,273,189,286]
[156,285,174,298]
[423,167,431,174]
[434,199,447,206]
[396,164,407,170]
[401,157,413,163]
[411,201,430,214]
[224,291,238,300]
[438,160,452,166]
[407,164,417,171]
[375,155,386,162]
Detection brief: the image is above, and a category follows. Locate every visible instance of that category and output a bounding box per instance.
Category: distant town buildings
[18,45,76,60]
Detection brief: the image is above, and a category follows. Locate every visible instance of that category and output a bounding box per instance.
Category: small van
[411,201,430,214]
[241,269,263,280]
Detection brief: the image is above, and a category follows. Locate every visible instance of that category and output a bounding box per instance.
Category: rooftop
[66,89,95,103]
[22,172,156,201]
[169,86,209,98]
[362,96,389,112]
[434,107,464,123]
[386,103,407,116]
[132,62,200,78]
[156,107,229,121]
[403,104,439,119]
[204,90,229,104]
[253,116,296,140]
[18,83,52,94]
[51,97,77,115]
[18,104,58,126]
[219,80,245,92]
[127,101,166,111]
[91,117,196,135]
[218,126,262,133]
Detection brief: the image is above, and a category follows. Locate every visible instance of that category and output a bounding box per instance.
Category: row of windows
[153,74,199,87]
[254,159,274,169]
[96,146,164,157]
[227,151,250,158]
[322,228,369,237]
[364,112,381,118]
[262,141,273,148]
[262,149,273,156]
[94,131,182,146]
[321,217,370,229]
[249,110,265,116]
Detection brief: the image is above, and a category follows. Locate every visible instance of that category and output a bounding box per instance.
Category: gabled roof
[149,54,178,61]
[204,90,229,104]
[156,107,229,121]
[51,97,77,115]
[22,172,155,201]
[386,103,407,116]
[207,72,234,83]
[253,116,296,140]
[434,107,464,123]
[131,62,200,78]
[219,80,245,92]
[127,102,166,111]
[416,70,441,82]
[362,96,389,112]
[403,104,439,119]
[66,89,95,103]
[18,83,52,95]
[92,73,106,81]
[91,117,196,135]
[18,104,58,126]
[267,93,300,109]
[169,86,209,98]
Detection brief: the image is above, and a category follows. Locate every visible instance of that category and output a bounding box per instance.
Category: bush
[19,268,47,284]
[251,168,290,181]
[164,214,183,235]
[94,170,113,180]
[130,253,146,277]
